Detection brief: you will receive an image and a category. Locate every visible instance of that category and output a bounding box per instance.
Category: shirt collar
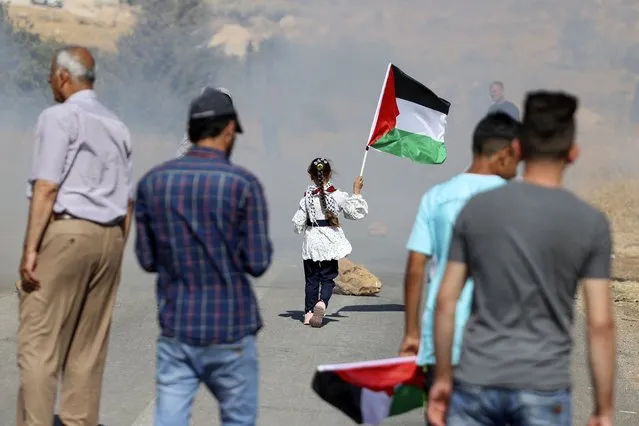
[308,182,336,195]
[66,89,97,103]
[186,146,229,161]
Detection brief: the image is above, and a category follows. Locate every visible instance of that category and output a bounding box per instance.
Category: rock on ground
[335,258,382,296]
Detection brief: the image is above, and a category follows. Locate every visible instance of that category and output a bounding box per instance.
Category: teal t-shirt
[406,173,506,366]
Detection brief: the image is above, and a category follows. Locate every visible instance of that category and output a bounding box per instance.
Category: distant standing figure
[291,158,368,327]
[17,45,134,426]
[487,81,520,121]
[135,87,273,426]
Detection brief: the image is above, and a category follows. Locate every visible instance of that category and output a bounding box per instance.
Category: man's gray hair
[55,47,96,84]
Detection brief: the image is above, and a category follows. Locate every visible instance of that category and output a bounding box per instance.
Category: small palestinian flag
[311,356,425,425]
[367,63,451,165]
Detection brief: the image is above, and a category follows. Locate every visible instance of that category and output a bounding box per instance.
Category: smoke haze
[1,0,637,286]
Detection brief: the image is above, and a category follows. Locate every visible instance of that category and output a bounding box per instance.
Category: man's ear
[567,143,580,164]
[226,120,237,133]
[222,120,236,139]
[511,138,522,161]
[57,68,71,85]
[494,148,509,167]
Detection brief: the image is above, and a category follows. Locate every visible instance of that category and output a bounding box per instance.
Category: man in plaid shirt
[135,87,273,426]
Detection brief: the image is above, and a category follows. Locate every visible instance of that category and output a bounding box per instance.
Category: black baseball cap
[188,87,243,133]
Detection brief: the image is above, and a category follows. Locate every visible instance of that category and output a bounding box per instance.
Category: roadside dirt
[576,280,639,386]
[584,181,639,386]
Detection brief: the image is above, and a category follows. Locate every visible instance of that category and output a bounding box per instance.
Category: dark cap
[188,86,243,133]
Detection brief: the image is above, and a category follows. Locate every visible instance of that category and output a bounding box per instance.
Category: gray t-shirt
[487,100,520,121]
[449,181,612,391]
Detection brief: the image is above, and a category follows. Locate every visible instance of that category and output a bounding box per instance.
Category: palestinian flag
[367,64,451,165]
[311,356,425,425]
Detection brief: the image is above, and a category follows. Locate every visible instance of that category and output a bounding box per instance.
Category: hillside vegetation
[7,1,639,107]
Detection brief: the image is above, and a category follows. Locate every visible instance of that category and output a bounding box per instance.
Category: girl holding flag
[292,158,368,327]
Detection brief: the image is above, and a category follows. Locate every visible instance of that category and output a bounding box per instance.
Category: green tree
[0,4,19,84]
[0,3,60,121]
[99,0,229,133]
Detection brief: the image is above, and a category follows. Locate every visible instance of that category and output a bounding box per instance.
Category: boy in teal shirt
[399,112,521,400]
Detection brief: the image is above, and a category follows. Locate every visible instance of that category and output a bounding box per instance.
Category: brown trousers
[16,219,125,426]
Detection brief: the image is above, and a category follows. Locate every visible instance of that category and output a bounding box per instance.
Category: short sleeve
[124,129,134,201]
[406,192,433,255]
[31,106,77,184]
[579,214,612,279]
[126,153,134,201]
[448,204,470,264]
[510,103,521,121]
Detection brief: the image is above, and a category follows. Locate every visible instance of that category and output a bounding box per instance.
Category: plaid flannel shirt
[135,146,273,345]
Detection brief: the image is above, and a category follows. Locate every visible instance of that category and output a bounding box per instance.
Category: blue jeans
[155,334,259,426]
[447,381,571,426]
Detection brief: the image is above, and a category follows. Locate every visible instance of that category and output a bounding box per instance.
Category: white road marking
[619,410,637,415]
[130,401,154,426]
[131,261,282,426]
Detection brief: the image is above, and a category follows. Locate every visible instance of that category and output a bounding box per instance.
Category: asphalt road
[0,250,637,425]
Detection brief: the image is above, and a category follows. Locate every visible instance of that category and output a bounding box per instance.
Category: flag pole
[359,146,369,176]
[359,63,392,177]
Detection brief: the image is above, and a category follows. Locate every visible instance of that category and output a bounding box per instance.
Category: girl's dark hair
[308,158,339,227]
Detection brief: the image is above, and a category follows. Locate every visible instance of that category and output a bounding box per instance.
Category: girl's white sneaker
[304,311,313,325]
[310,301,326,328]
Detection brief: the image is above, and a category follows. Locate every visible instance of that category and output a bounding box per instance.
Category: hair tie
[316,163,324,171]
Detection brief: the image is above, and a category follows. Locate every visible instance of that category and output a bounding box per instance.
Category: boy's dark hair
[188,115,235,143]
[520,91,578,161]
[472,112,521,156]
[307,158,339,227]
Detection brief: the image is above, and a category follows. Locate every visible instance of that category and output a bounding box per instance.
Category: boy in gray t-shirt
[428,91,616,426]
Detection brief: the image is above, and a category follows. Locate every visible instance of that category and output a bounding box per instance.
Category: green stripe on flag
[389,384,425,416]
[372,128,447,165]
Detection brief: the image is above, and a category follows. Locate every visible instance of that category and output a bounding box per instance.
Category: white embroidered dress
[292,183,369,261]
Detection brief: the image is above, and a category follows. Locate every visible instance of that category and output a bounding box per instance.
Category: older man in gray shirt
[17,45,134,426]
[487,81,520,121]
[429,91,616,426]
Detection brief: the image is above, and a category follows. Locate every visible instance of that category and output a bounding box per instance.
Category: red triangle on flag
[367,64,400,147]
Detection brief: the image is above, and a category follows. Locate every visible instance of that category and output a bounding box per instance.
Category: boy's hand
[398,334,420,357]
[428,378,452,426]
[353,176,364,194]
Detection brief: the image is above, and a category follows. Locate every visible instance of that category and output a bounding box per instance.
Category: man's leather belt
[52,212,123,227]
[306,219,331,227]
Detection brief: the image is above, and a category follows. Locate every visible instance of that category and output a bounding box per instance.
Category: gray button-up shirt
[27,89,133,224]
